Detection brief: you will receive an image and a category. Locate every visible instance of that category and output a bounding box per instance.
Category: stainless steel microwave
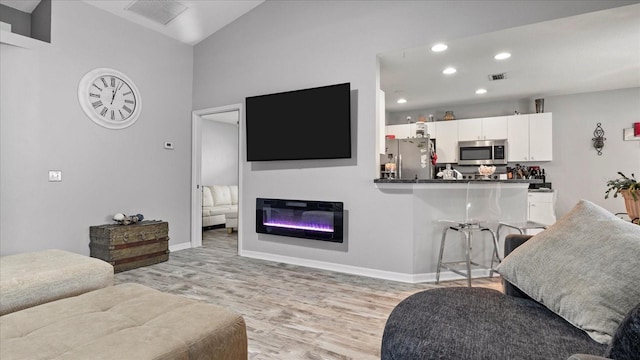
[457,139,508,165]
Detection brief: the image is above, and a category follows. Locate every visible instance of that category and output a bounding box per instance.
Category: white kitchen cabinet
[482,116,508,140]
[386,122,437,140]
[507,115,530,161]
[457,118,482,141]
[425,122,437,139]
[435,121,458,163]
[507,113,553,162]
[528,113,553,161]
[458,116,507,141]
[527,192,556,234]
[385,124,413,139]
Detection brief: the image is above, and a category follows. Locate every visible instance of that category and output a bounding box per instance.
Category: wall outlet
[48,170,62,182]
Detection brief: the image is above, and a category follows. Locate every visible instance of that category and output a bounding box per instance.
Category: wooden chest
[89,221,169,273]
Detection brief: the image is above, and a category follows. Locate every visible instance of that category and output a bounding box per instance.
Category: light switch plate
[48,170,62,182]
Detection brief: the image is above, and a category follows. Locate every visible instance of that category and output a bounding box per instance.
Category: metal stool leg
[435,226,451,284]
[496,223,524,260]
[464,230,472,287]
[482,228,500,277]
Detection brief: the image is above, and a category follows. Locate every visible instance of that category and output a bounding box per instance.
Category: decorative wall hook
[592,123,606,155]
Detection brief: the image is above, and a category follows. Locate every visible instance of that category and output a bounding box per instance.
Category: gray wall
[202,120,239,186]
[193,0,637,275]
[543,88,640,216]
[0,1,193,255]
[0,4,31,37]
[31,0,51,43]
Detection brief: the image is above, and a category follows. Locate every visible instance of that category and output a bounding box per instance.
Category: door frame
[191,103,242,250]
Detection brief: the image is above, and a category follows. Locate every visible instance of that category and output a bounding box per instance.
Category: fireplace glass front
[256,198,344,242]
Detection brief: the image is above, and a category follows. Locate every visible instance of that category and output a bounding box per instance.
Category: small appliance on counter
[436,164,463,180]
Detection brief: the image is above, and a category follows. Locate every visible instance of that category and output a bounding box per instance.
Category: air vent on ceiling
[125,0,188,26]
[488,73,507,81]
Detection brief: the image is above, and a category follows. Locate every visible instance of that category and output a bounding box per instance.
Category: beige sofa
[202,185,238,232]
[0,249,248,360]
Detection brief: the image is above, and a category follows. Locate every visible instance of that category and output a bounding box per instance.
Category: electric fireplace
[256,198,344,242]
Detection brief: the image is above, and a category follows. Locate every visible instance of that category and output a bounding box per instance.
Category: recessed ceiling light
[431,43,448,52]
[442,67,457,75]
[475,88,487,94]
[397,98,407,104]
[494,52,511,60]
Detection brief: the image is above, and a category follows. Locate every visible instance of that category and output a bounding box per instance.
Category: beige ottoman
[0,249,114,316]
[0,283,248,360]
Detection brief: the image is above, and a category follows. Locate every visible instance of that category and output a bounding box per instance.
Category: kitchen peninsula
[374,178,542,282]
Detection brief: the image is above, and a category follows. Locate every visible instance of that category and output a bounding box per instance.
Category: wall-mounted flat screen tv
[245,82,351,161]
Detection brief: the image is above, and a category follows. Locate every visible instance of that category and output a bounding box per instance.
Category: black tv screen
[245,83,351,161]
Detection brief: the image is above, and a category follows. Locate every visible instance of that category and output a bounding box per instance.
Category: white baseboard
[240,250,497,284]
[169,242,192,252]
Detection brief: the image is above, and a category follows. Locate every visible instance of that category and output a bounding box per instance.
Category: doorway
[191,104,242,252]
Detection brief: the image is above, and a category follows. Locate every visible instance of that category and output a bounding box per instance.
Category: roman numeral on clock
[92,84,102,91]
[125,100,134,104]
[119,110,125,119]
[100,107,108,117]
[101,78,108,87]
[123,91,132,96]
[89,93,100,98]
[92,100,103,109]
[111,77,115,87]
[110,110,115,120]
[123,105,132,113]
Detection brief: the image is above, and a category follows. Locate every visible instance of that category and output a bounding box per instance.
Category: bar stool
[435,182,502,287]
[496,221,547,239]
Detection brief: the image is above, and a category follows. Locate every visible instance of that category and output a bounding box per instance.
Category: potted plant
[605,172,639,223]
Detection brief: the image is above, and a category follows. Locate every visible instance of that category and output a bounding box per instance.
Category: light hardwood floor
[115,228,502,360]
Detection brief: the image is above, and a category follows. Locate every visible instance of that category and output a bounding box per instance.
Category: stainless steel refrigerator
[385,136,435,180]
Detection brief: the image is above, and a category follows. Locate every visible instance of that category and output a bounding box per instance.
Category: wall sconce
[592,123,606,155]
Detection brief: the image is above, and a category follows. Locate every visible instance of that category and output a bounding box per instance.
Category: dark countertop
[374,178,542,184]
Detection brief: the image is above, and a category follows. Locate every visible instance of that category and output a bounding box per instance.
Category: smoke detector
[125,0,188,25]
[488,72,507,81]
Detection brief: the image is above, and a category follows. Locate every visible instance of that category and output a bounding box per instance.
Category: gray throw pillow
[496,199,640,344]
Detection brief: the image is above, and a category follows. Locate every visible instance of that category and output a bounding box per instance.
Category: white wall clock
[78,68,142,129]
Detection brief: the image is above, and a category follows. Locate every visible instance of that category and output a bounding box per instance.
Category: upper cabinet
[434,121,458,163]
[457,118,482,141]
[458,116,507,141]
[386,113,552,163]
[507,113,553,162]
[385,124,413,139]
[385,122,436,139]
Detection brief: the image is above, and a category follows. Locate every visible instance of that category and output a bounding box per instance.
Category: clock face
[78,68,142,129]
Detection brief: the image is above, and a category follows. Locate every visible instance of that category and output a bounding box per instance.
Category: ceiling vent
[488,73,507,81]
[125,0,188,26]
